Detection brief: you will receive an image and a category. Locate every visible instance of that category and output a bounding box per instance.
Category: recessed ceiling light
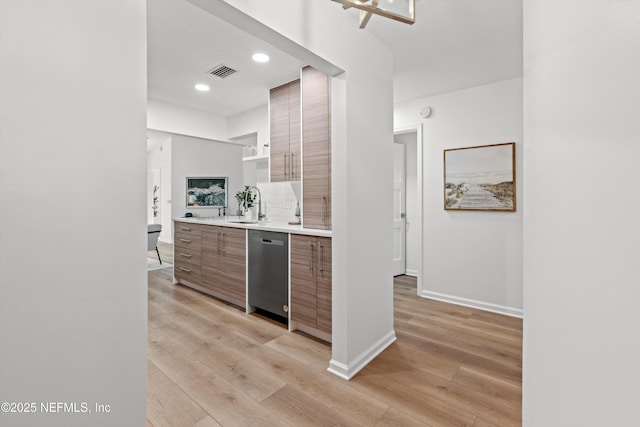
[252,53,270,63]
[194,83,210,92]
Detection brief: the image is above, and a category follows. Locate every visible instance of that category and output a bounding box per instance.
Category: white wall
[523,1,640,425]
[227,104,269,156]
[148,97,229,142]
[147,135,173,242]
[0,1,147,426]
[394,132,419,276]
[201,0,395,378]
[171,135,244,228]
[395,78,523,316]
[227,105,270,188]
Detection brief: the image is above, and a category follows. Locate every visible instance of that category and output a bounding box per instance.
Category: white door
[392,143,406,276]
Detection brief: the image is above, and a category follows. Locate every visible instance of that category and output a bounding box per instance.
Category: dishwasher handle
[258,238,284,246]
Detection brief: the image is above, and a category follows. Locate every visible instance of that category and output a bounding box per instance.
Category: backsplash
[257,181,301,223]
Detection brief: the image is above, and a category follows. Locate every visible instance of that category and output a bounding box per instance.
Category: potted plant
[235,186,255,215]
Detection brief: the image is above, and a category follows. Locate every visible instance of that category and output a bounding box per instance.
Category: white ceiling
[147,0,522,118]
[359,0,523,103]
[147,0,304,118]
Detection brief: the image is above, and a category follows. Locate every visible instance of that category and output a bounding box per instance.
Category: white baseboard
[420,290,523,318]
[405,269,418,277]
[327,329,396,380]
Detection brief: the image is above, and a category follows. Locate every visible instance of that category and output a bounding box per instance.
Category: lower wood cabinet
[290,234,332,339]
[202,226,246,308]
[173,222,332,341]
[173,221,246,309]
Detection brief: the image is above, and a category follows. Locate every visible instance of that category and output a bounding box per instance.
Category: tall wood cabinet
[269,79,300,182]
[301,66,331,230]
[269,67,331,230]
[290,234,332,339]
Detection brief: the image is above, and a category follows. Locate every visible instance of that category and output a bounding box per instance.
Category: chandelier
[332,0,416,29]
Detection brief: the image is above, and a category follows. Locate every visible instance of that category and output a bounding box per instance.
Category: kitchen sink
[228,220,259,224]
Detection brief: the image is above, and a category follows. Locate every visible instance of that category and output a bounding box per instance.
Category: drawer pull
[178,267,192,273]
[179,238,192,243]
[180,227,192,231]
[179,253,192,258]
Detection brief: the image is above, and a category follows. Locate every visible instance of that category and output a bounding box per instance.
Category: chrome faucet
[250,186,266,221]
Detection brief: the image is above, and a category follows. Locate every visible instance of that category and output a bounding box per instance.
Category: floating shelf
[242,155,269,162]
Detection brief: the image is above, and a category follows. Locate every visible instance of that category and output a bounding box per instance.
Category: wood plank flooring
[147,251,522,427]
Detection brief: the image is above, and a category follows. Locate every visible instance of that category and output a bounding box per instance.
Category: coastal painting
[186,177,227,208]
[444,143,516,211]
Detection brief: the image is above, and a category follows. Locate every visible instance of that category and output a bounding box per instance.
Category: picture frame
[186,177,227,208]
[444,142,516,211]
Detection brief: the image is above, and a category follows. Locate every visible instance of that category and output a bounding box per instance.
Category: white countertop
[174,216,332,237]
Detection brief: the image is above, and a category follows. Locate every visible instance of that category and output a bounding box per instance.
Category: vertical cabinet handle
[317,242,323,276]
[291,153,295,179]
[216,232,221,254]
[324,196,327,223]
[284,153,288,179]
[321,196,328,224]
[221,232,226,253]
[308,241,313,271]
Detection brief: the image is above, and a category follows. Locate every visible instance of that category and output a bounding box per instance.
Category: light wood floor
[147,244,522,427]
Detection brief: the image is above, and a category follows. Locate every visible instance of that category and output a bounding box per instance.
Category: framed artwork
[186,177,227,208]
[444,142,516,211]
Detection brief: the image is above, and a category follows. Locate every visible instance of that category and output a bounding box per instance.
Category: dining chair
[148,224,162,264]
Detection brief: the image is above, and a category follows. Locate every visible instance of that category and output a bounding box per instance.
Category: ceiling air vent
[208,64,238,79]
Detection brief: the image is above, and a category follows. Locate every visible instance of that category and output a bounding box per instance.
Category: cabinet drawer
[174,262,201,283]
[174,222,205,237]
[175,233,201,251]
[174,247,201,267]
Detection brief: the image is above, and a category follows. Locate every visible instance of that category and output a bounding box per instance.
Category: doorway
[392,142,406,276]
[393,125,423,294]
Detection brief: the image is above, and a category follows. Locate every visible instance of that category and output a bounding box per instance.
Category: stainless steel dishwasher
[248,229,289,323]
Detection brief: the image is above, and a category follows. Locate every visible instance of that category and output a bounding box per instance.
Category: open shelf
[242,155,269,162]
